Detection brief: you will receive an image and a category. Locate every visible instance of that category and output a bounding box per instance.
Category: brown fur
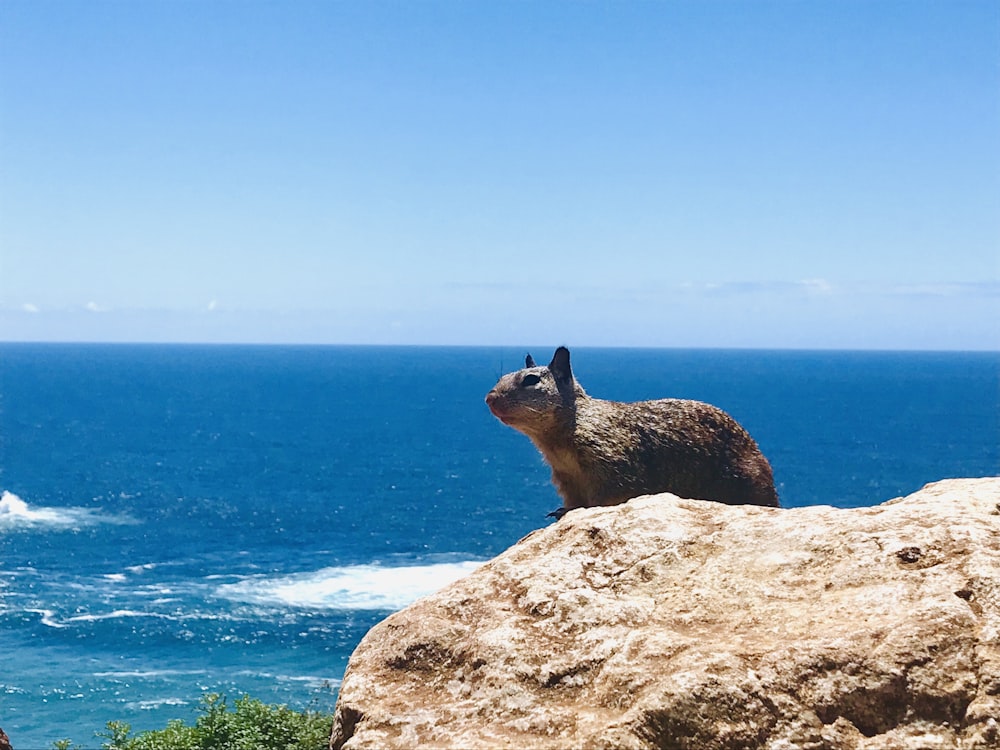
[486,347,779,512]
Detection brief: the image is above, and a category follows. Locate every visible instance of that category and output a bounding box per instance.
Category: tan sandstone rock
[330,478,1000,750]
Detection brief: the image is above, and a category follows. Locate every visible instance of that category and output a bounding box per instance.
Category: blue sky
[1,1,997,349]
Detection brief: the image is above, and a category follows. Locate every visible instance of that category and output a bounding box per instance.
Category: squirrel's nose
[485,390,498,406]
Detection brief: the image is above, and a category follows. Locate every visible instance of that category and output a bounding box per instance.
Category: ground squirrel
[486,347,779,515]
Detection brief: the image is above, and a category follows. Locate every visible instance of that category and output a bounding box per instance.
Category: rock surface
[330,478,1000,750]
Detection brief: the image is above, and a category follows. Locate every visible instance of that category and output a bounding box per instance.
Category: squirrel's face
[485,348,577,438]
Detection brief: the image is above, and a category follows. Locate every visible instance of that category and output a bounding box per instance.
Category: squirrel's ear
[549,347,572,384]
[525,353,536,368]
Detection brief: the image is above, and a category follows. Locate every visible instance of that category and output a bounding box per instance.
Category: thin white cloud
[207,300,219,312]
[885,281,1000,298]
[798,278,834,295]
[85,301,108,313]
[688,280,836,296]
[22,303,40,313]
[671,279,997,299]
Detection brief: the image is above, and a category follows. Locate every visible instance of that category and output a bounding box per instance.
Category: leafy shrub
[55,694,333,750]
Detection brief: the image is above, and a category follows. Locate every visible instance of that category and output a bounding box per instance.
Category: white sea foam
[27,608,66,629]
[93,669,208,679]
[64,610,174,624]
[217,561,483,612]
[234,670,342,688]
[0,490,135,531]
[125,563,158,574]
[30,609,182,629]
[126,697,189,710]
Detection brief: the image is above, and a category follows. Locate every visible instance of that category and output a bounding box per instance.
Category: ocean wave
[26,608,66,629]
[216,560,483,612]
[27,608,180,628]
[94,669,207,679]
[64,609,176,624]
[234,670,341,689]
[0,490,135,531]
[125,563,159,574]
[126,697,190,711]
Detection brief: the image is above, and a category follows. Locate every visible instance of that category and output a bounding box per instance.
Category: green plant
[52,692,334,750]
[119,694,332,750]
[96,721,132,750]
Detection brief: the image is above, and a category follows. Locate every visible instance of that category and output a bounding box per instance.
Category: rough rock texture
[0,727,11,750]
[331,478,1000,750]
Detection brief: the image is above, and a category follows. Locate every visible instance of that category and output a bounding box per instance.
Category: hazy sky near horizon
[1,1,997,349]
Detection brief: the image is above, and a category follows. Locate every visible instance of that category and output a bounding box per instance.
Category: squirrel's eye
[521,374,541,388]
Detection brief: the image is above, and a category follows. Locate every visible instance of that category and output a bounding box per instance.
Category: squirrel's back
[486,347,779,512]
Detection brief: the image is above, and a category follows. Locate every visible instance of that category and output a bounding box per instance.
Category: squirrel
[486,347,779,516]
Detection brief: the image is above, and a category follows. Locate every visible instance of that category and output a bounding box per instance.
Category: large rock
[330,478,1000,750]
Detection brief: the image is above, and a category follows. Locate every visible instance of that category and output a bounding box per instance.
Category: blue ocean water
[0,344,997,747]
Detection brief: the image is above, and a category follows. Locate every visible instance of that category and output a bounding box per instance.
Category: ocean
[1,344,997,747]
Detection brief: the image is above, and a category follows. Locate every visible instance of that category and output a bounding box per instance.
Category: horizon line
[1,339,998,355]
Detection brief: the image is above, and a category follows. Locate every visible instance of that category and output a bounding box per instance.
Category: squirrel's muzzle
[485,390,501,414]
[485,390,513,423]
